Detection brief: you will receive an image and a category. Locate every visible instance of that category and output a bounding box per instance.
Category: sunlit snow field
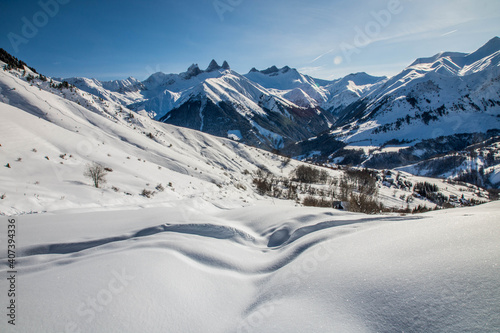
[1,201,499,332]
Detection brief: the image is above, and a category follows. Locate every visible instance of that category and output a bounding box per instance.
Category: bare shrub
[293,165,320,183]
[84,162,108,188]
[303,196,332,208]
[140,189,154,198]
[345,168,378,195]
[348,193,383,214]
[253,178,271,196]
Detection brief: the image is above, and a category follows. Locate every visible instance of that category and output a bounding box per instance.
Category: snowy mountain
[329,36,500,144]
[64,61,385,151]
[63,38,499,159]
[149,62,335,150]
[5,37,499,189]
[244,65,329,107]
[287,37,500,185]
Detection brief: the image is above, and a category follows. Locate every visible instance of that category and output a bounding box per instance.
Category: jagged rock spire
[187,64,202,76]
[206,59,221,72]
[222,61,230,70]
[261,66,280,75]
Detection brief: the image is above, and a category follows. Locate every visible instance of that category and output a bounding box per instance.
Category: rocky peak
[181,64,203,80]
[261,66,280,75]
[206,59,221,72]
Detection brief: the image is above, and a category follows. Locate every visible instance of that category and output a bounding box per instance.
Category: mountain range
[56,37,500,188]
[64,39,498,137]
[3,37,500,188]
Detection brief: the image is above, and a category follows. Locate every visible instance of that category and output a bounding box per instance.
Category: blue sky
[1,0,499,81]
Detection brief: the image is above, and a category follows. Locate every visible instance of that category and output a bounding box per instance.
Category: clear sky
[1,0,499,81]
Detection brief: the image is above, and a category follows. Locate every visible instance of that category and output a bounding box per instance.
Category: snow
[228,130,243,141]
[1,201,499,332]
[249,120,284,149]
[489,165,500,186]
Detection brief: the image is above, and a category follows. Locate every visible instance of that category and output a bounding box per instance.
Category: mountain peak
[222,60,230,70]
[260,66,280,75]
[250,65,295,75]
[485,36,500,47]
[466,36,500,62]
[206,59,221,72]
[180,64,203,80]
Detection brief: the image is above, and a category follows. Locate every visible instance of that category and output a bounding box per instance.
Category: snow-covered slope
[63,76,144,106]
[0,64,306,215]
[289,37,500,179]
[332,37,500,145]
[1,200,499,332]
[396,137,500,188]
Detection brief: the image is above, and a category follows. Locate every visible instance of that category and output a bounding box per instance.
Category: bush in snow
[292,165,320,183]
[84,162,108,188]
[303,196,332,208]
[348,193,384,214]
[140,189,154,198]
[253,178,271,196]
